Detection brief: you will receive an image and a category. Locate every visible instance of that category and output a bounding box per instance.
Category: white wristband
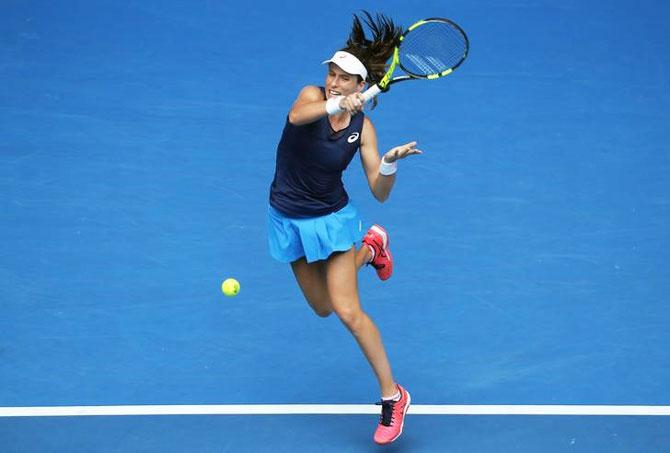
[325,96,344,115]
[379,156,398,176]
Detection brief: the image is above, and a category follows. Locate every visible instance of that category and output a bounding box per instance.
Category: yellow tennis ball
[221,278,240,297]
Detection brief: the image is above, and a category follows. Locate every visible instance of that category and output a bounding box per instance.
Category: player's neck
[328,113,351,133]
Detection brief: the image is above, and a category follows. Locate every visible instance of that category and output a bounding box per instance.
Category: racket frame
[362,17,469,103]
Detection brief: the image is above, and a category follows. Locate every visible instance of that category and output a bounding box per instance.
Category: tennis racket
[362,17,469,103]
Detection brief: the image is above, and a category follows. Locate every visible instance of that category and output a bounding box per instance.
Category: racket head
[396,18,469,79]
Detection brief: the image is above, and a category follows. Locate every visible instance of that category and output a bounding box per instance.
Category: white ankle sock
[382,390,401,402]
[366,244,376,262]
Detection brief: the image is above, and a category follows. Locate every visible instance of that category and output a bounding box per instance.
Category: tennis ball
[221,278,240,297]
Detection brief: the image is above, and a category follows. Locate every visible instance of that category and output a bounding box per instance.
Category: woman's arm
[288,86,365,126]
[359,117,422,202]
[288,86,328,126]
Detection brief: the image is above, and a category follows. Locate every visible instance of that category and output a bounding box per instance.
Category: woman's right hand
[338,93,365,115]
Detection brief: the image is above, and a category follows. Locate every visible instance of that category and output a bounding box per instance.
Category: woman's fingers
[385,142,423,162]
[340,93,365,115]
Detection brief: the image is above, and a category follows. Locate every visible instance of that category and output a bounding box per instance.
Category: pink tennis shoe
[373,384,411,445]
[362,224,393,281]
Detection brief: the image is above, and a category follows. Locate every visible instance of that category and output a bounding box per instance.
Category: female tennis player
[267,12,420,445]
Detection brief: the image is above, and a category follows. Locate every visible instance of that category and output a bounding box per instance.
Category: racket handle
[362,85,382,103]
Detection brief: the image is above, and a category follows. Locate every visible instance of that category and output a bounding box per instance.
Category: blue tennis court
[1,0,669,451]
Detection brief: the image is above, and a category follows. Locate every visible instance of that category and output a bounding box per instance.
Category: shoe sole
[378,247,393,281]
[369,224,392,281]
[374,390,411,445]
[370,224,389,250]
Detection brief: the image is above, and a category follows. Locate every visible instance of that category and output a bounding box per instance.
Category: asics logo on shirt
[347,132,360,143]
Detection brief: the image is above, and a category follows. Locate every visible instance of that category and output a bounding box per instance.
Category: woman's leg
[289,242,378,317]
[355,245,372,270]
[325,247,397,398]
[291,257,333,317]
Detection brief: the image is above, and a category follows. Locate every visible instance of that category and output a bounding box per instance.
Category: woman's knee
[311,301,333,318]
[333,304,364,329]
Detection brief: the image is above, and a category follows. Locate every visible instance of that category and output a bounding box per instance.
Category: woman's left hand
[383,141,423,163]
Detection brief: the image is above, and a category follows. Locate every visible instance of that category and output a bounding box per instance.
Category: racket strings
[399,21,468,77]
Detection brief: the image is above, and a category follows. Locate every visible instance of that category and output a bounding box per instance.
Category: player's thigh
[325,247,362,322]
[290,257,332,316]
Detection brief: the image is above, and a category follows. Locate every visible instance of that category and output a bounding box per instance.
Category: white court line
[1,405,669,417]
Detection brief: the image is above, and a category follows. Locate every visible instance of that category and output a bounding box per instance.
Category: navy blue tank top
[269,89,365,218]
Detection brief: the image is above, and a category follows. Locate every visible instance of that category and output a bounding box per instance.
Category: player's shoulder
[297,85,325,102]
[362,115,376,132]
[361,115,377,144]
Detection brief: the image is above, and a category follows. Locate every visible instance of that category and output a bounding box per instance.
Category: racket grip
[362,85,382,103]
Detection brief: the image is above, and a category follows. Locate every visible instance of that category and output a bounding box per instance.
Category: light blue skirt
[267,203,362,263]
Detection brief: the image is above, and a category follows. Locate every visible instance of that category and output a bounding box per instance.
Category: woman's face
[325,63,365,99]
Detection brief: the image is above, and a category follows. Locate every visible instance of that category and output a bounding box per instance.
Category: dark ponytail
[341,11,403,109]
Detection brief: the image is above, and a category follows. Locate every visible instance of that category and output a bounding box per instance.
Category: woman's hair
[341,11,403,109]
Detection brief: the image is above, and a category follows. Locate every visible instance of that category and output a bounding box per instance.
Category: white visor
[322,51,368,80]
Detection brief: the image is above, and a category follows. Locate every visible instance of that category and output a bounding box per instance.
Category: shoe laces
[364,234,383,253]
[367,248,387,270]
[371,260,386,271]
[376,399,396,426]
